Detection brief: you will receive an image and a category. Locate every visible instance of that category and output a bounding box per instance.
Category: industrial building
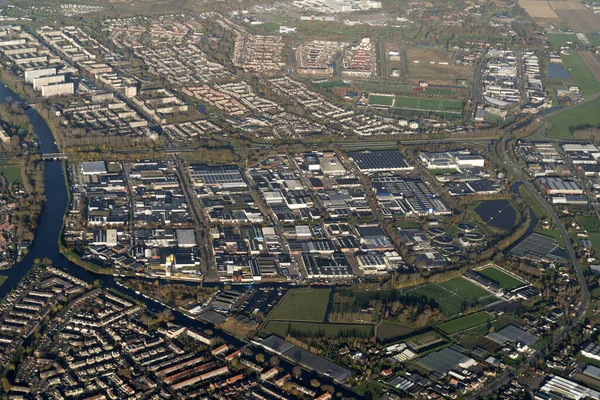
[349,150,413,172]
[537,177,583,195]
[188,165,247,189]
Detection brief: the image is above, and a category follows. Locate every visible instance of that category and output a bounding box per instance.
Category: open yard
[267,288,330,322]
[406,277,495,318]
[437,311,494,335]
[478,267,526,290]
[546,96,600,138]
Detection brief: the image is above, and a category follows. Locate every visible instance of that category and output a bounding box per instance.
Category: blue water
[548,63,571,79]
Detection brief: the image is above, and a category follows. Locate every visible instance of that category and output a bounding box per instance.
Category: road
[467,128,590,399]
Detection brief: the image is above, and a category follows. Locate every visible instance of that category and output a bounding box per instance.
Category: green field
[547,96,600,138]
[264,320,373,338]
[268,288,330,322]
[0,166,22,185]
[315,80,348,88]
[437,311,493,335]
[376,321,415,340]
[355,82,411,95]
[519,184,545,219]
[393,96,463,113]
[407,277,495,318]
[577,215,600,257]
[438,277,493,299]
[478,267,525,290]
[0,275,6,287]
[547,33,579,46]
[561,53,600,96]
[421,88,455,96]
[368,94,395,107]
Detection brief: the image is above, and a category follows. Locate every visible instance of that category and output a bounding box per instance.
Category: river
[0,83,240,340]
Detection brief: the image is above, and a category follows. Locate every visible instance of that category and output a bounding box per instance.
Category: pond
[548,63,571,79]
[475,199,517,230]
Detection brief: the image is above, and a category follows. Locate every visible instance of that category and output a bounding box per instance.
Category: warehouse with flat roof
[349,150,414,172]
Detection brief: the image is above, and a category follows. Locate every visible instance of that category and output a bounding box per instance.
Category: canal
[0,83,238,339]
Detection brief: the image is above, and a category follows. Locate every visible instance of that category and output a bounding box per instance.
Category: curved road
[467,129,590,399]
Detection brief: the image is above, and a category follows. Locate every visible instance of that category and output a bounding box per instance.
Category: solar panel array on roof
[189,165,247,188]
[509,233,562,261]
[82,161,107,175]
[259,335,353,382]
[372,177,449,215]
[417,346,474,375]
[538,177,583,194]
[486,325,538,346]
[350,150,413,172]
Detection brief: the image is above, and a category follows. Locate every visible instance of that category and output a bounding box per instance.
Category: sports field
[406,277,495,318]
[437,311,493,335]
[268,288,330,322]
[546,96,600,138]
[368,94,395,107]
[263,320,373,338]
[393,96,463,113]
[478,267,525,290]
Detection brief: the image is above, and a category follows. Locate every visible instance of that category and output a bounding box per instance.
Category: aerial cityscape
[0,0,598,398]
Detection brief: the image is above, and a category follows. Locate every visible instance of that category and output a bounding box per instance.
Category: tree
[310,379,321,388]
[255,353,265,363]
[270,355,280,367]
[292,365,302,379]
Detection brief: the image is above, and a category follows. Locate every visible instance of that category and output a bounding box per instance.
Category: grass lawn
[376,321,415,341]
[518,184,545,219]
[547,33,579,46]
[577,215,600,255]
[315,80,348,88]
[0,166,22,185]
[368,94,395,107]
[478,267,525,290]
[393,96,463,112]
[0,275,6,287]
[561,53,600,96]
[547,96,600,138]
[263,320,373,338]
[591,287,600,298]
[437,311,493,335]
[534,228,565,247]
[438,277,493,300]
[354,82,411,95]
[421,88,455,96]
[396,221,422,229]
[407,278,494,319]
[351,289,397,306]
[268,288,330,322]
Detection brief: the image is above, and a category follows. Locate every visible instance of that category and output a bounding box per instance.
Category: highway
[466,129,590,399]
